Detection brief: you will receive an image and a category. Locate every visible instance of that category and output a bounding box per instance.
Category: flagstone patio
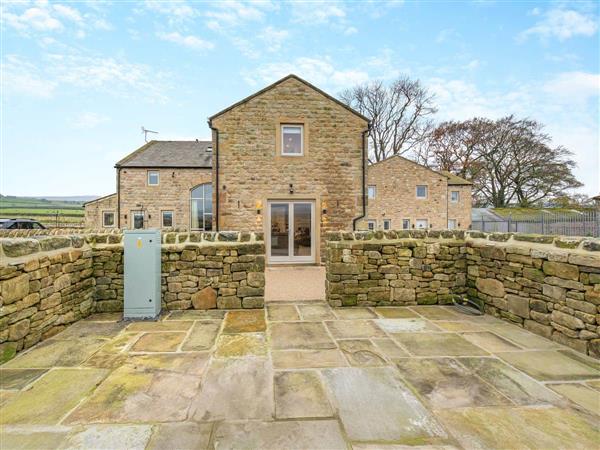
[1,302,599,450]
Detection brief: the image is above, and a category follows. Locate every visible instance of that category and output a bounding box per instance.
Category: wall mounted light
[256,200,262,215]
[321,200,327,215]
[289,183,294,194]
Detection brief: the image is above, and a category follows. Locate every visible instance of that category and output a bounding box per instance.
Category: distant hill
[0,194,88,226]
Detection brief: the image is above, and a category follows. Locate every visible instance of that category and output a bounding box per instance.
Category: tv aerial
[141,126,158,142]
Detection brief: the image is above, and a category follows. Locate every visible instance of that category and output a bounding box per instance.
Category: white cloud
[291,1,346,25]
[143,0,197,23]
[243,57,369,91]
[203,0,276,29]
[70,112,110,129]
[1,55,57,98]
[2,5,63,32]
[543,71,600,104]
[519,8,598,41]
[156,31,214,50]
[53,4,83,24]
[259,26,289,52]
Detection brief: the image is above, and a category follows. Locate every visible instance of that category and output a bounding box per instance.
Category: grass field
[0,195,85,227]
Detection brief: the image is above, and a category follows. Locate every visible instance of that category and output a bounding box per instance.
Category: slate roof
[439,170,472,186]
[115,140,213,168]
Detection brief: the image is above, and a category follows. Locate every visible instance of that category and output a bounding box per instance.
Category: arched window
[190,183,212,230]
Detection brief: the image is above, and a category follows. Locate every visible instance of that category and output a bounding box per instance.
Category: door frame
[266,199,317,265]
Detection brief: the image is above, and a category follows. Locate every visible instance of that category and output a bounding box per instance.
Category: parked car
[0,218,46,229]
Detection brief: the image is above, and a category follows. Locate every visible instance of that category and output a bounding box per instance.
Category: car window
[9,223,18,229]
[32,223,42,229]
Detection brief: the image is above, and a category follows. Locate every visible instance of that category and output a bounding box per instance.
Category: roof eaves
[115,141,156,168]
[208,74,370,124]
[83,193,117,206]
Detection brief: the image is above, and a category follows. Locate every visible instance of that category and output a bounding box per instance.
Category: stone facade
[117,167,212,230]
[325,230,600,358]
[359,156,472,231]
[211,75,368,263]
[0,231,265,362]
[326,230,467,307]
[84,193,117,229]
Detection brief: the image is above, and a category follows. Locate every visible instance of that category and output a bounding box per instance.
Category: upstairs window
[416,185,428,198]
[191,183,213,231]
[367,185,376,199]
[281,125,303,156]
[451,191,460,202]
[148,171,159,186]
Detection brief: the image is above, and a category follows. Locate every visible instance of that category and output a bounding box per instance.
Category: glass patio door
[268,201,315,263]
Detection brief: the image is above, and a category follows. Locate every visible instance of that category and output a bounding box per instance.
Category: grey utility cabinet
[124,229,161,319]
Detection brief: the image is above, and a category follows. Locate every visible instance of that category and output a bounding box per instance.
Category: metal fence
[471,210,600,238]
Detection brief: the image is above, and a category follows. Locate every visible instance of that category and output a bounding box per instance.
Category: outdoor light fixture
[289,183,294,194]
[321,200,327,215]
[256,200,262,215]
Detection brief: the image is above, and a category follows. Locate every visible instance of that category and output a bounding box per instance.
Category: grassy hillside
[0,195,85,227]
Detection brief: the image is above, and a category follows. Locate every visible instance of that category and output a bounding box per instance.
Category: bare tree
[420,116,582,207]
[340,76,437,163]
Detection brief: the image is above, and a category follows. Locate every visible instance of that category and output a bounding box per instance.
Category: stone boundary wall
[466,233,600,358]
[1,231,264,362]
[326,230,600,358]
[326,230,468,307]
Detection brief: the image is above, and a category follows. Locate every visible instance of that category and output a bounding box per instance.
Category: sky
[1,0,599,198]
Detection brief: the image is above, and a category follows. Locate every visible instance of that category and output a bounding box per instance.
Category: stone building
[84,74,472,263]
[359,155,472,231]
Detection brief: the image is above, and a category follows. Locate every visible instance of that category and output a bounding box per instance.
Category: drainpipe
[352,123,371,230]
[208,120,220,232]
[116,167,121,229]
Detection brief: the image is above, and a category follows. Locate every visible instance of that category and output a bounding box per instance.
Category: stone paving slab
[322,367,447,442]
[372,338,409,359]
[130,332,186,352]
[394,358,511,409]
[410,306,463,321]
[126,321,194,332]
[126,352,209,375]
[222,310,266,333]
[267,304,300,321]
[181,321,221,351]
[215,333,268,358]
[272,349,348,369]
[325,320,386,339]
[548,383,600,415]
[434,321,486,332]
[274,370,333,419]
[376,318,441,333]
[333,307,377,319]
[191,357,273,421]
[213,420,347,450]
[3,338,108,368]
[393,333,489,357]
[459,331,523,352]
[0,429,70,450]
[65,365,200,424]
[483,323,560,350]
[437,406,600,450]
[166,309,226,320]
[55,321,128,339]
[498,350,600,381]
[1,368,109,425]
[0,368,47,390]
[63,425,153,450]
[338,339,387,367]
[373,307,419,318]
[147,422,213,450]
[270,322,336,350]
[297,303,336,320]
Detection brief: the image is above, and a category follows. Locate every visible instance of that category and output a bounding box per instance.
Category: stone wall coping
[0,231,264,265]
[325,230,599,253]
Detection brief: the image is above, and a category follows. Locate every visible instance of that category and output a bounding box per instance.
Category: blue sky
[2,0,599,197]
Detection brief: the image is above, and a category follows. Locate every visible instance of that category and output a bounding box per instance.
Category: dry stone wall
[466,232,600,358]
[1,231,264,362]
[326,230,600,358]
[326,230,468,307]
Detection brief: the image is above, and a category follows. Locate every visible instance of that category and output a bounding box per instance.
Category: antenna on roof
[141,126,159,143]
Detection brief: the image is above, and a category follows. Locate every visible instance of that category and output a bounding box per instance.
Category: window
[416,185,428,198]
[383,219,391,230]
[367,220,376,231]
[148,171,159,186]
[191,183,213,231]
[451,191,459,202]
[402,219,410,230]
[448,219,457,230]
[133,211,144,229]
[416,219,428,229]
[367,185,376,199]
[162,211,173,228]
[31,222,43,229]
[281,125,303,156]
[103,211,115,228]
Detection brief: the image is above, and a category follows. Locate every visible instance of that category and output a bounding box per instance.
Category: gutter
[208,119,220,232]
[352,123,371,230]
[117,168,121,229]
